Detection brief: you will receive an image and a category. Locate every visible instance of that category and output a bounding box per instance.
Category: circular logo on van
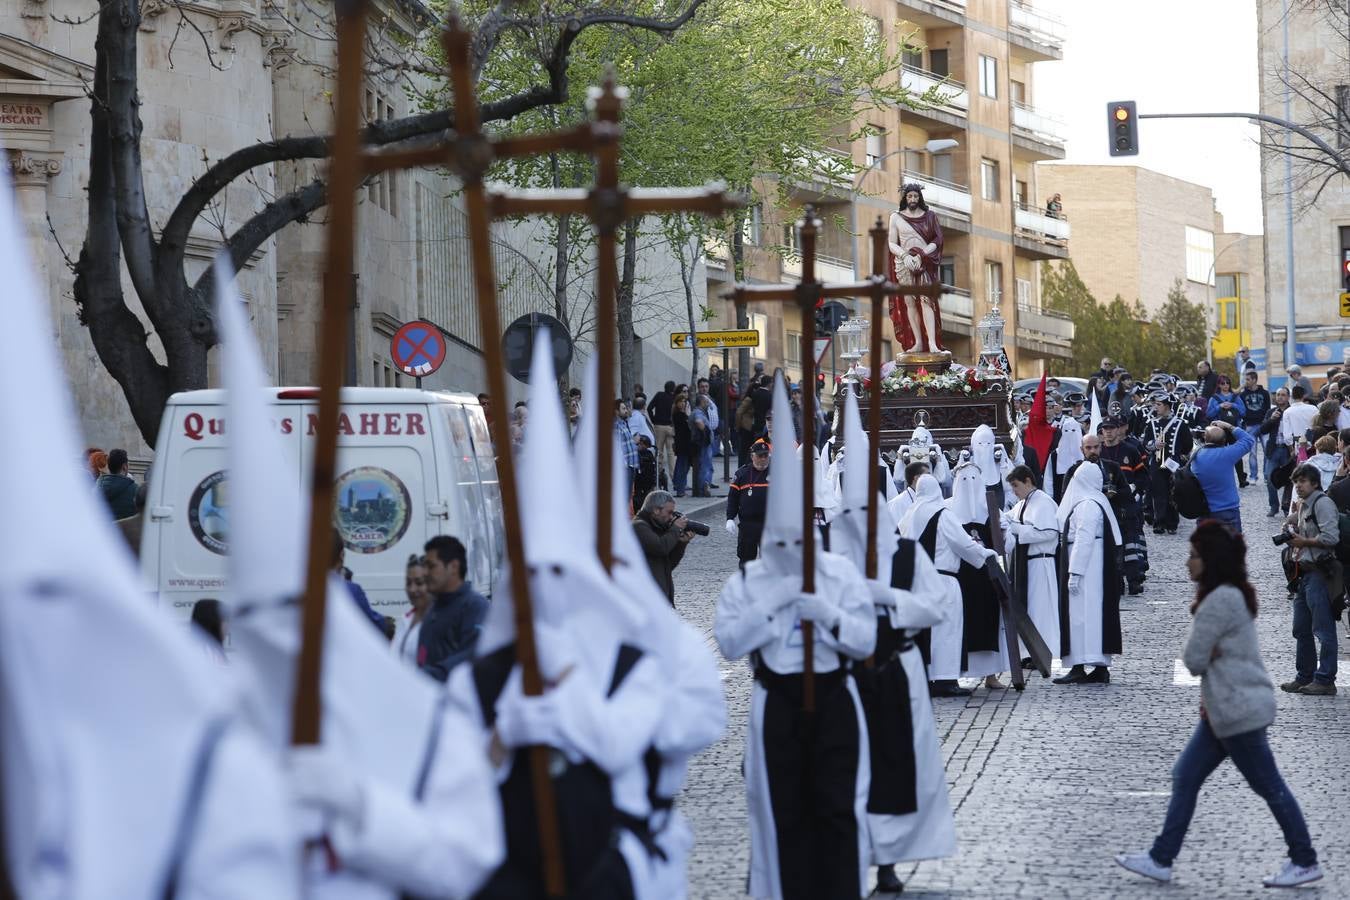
[334,467,411,554]
[188,470,230,555]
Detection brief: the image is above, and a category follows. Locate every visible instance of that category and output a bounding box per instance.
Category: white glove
[725,519,738,537]
[496,675,568,750]
[985,548,999,562]
[868,581,898,608]
[289,745,365,832]
[1068,573,1083,593]
[796,593,841,629]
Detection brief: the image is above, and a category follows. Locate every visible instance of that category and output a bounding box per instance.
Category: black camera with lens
[680,517,711,537]
[1272,531,1294,547]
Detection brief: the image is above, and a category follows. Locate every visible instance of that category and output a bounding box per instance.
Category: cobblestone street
[674,481,1350,898]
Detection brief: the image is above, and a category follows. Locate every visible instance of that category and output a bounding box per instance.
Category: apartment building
[705,0,1075,385]
[1256,0,1350,384]
[1039,164,1265,363]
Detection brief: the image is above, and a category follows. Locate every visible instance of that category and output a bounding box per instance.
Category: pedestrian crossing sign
[1341,292,1350,318]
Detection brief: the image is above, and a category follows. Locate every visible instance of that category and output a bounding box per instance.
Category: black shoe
[1128,581,1145,595]
[1020,656,1035,670]
[1239,480,1250,488]
[875,864,903,893]
[1166,528,1177,535]
[1153,527,1166,535]
[1053,665,1087,685]
[928,680,972,698]
[1268,508,1281,517]
[1082,666,1111,684]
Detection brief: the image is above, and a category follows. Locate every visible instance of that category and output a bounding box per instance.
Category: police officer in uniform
[1098,416,1150,594]
[726,437,771,564]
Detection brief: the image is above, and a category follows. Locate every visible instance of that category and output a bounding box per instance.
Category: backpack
[1171,452,1209,520]
[735,394,755,432]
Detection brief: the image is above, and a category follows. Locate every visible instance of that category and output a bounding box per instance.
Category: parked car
[1010,376,1089,397]
[141,387,503,621]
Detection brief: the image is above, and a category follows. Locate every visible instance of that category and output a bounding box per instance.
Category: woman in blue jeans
[1116,521,1322,889]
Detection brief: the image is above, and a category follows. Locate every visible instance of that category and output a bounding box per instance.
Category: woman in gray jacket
[1116,521,1322,889]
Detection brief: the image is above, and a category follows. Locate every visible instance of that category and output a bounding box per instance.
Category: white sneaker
[1115,852,1173,883]
[1262,861,1322,888]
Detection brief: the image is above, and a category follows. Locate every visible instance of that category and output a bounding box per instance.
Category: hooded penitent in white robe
[1056,464,1124,668]
[451,335,668,898]
[574,362,726,900]
[215,259,503,900]
[716,376,876,900]
[827,393,956,867]
[0,172,298,900]
[947,463,1006,679]
[1004,487,1062,661]
[1046,417,1084,502]
[899,475,996,682]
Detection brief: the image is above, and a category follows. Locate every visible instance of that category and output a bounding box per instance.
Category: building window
[902,47,922,69]
[864,16,883,53]
[881,339,893,362]
[1010,79,1026,104]
[939,256,956,287]
[1184,226,1214,285]
[980,158,1000,201]
[865,126,885,167]
[1337,84,1350,149]
[1223,300,1237,330]
[785,330,802,367]
[1215,273,1241,298]
[1016,277,1032,308]
[365,89,398,216]
[749,312,769,365]
[1014,179,1028,208]
[742,203,763,246]
[979,55,998,98]
[929,49,949,78]
[985,261,1003,308]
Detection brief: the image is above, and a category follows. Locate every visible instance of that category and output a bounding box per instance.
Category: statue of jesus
[888,183,947,356]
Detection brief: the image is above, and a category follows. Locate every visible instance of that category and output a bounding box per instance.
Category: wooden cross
[291,7,740,896]
[722,208,939,711]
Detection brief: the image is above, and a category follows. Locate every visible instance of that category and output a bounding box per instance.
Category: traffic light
[1107,101,1138,157]
[815,300,848,335]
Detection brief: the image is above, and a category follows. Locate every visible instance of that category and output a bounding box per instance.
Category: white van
[140,387,503,621]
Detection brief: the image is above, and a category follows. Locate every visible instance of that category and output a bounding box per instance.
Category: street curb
[678,494,727,520]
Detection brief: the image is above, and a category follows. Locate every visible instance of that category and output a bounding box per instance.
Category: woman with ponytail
[1115,521,1323,889]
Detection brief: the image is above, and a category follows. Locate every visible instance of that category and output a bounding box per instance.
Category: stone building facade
[1256,0,1350,383]
[1,0,702,463]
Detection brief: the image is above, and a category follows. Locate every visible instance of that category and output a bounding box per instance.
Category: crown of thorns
[900,183,925,195]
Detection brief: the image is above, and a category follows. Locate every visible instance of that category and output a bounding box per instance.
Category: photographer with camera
[1276,464,1340,696]
[633,490,704,604]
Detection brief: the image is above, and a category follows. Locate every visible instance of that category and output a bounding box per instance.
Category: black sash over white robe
[1057,499,1123,665]
[1007,489,1062,658]
[955,520,1002,675]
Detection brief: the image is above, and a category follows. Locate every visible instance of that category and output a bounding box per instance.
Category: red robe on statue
[887,208,947,353]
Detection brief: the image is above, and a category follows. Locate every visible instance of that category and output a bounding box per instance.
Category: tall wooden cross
[290,7,740,897]
[723,208,939,711]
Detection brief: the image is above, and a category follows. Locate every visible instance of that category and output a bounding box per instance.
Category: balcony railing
[1014,204,1070,243]
[1012,102,1065,145]
[1010,1,1065,49]
[782,252,855,284]
[941,286,973,321]
[1017,303,1075,343]
[901,170,972,218]
[899,65,968,113]
[794,146,852,188]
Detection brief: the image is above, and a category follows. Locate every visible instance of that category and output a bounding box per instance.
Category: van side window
[444,404,502,596]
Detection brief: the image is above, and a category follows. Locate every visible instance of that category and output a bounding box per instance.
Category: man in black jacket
[1238,369,1270,487]
[632,490,693,603]
[97,448,139,520]
[417,535,488,682]
[726,438,771,563]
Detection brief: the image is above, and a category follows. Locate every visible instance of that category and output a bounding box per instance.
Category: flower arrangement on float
[874,361,986,397]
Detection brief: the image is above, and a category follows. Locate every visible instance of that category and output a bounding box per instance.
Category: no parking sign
[390,321,447,378]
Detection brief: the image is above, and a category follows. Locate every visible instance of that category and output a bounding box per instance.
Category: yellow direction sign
[1341,292,1350,318]
[670,329,761,349]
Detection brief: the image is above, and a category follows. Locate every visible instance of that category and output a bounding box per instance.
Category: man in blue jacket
[1190,420,1256,531]
[417,535,488,681]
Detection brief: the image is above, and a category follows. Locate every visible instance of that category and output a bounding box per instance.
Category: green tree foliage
[1041,261,1152,377]
[1151,279,1210,375]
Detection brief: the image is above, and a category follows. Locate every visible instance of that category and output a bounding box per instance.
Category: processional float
[290,4,739,896]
